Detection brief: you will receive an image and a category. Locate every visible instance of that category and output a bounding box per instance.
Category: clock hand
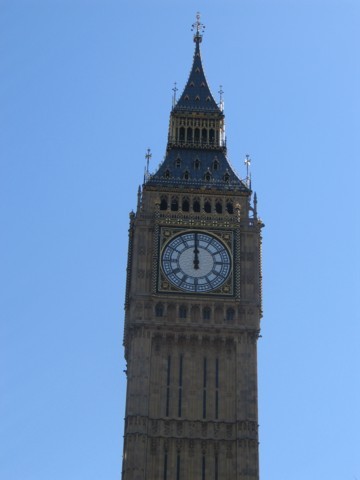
[193,232,199,270]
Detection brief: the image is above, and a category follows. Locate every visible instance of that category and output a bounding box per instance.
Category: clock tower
[122,15,263,480]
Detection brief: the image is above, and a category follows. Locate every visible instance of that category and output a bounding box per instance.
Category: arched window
[204,200,211,213]
[194,158,200,170]
[215,201,222,214]
[179,306,187,319]
[204,171,212,182]
[213,159,219,171]
[187,127,193,142]
[171,197,179,211]
[183,171,190,180]
[179,127,185,142]
[226,201,234,214]
[182,197,190,211]
[164,169,170,179]
[176,158,181,168]
[226,308,235,322]
[209,129,215,143]
[194,128,200,143]
[195,95,200,101]
[223,172,230,182]
[155,303,164,317]
[203,307,211,321]
[193,198,201,212]
[202,128,207,143]
[160,196,168,210]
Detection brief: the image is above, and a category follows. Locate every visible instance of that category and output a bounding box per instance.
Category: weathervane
[244,154,251,187]
[191,12,205,41]
[172,82,178,108]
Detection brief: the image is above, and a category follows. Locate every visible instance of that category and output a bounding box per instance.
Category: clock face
[161,231,231,293]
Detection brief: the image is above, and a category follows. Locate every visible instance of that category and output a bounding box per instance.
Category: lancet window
[182,197,190,211]
[155,303,164,317]
[160,196,168,210]
[193,198,201,212]
[226,201,234,214]
[171,196,179,211]
[203,307,211,320]
[226,307,235,322]
[215,200,222,214]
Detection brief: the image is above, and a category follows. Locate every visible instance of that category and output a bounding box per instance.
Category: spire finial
[191,12,205,43]
[218,85,224,111]
[172,82,178,108]
[144,148,152,182]
[244,154,251,188]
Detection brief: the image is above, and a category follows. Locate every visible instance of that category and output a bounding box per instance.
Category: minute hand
[193,233,199,270]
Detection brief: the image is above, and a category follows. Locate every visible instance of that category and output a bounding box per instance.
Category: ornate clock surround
[156,225,237,297]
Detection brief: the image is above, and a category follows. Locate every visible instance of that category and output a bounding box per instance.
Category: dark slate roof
[173,38,221,114]
[146,149,249,192]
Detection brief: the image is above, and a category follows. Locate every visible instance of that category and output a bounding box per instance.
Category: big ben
[122,14,263,480]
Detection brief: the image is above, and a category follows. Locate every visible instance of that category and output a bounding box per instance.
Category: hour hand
[193,233,199,270]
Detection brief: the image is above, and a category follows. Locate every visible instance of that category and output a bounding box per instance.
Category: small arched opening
[209,129,215,143]
[193,198,201,212]
[226,308,235,322]
[182,198,190,212]
[160,196,168,210]
[226,201,234,214]
[194,158,200,170]
[171,197,179,211]
[203,307,211,321]
[204,200,211,213]
[194,128,200,143]
[179,127,185,142]
[155,303,164,317]
[202,128,207,143]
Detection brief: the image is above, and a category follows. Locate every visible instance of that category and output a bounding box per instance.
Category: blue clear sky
[1,1,359,479]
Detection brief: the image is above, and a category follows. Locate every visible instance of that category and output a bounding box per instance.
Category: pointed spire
[146,15,251,194]
[173,13,220,114]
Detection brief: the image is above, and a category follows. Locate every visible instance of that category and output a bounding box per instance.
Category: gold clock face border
[157,227,235,296]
